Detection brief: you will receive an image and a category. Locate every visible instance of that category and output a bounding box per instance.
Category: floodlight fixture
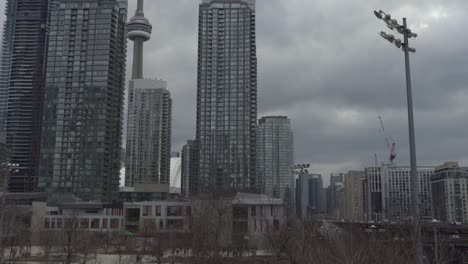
[394,39,402,48]
[374,10,383,19]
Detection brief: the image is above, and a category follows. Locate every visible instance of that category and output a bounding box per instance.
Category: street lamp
[374,10,422,264]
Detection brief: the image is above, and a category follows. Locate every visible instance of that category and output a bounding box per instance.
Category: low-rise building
[28,192,286,249]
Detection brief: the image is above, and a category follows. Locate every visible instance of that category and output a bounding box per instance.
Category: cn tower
[128,0,152,79]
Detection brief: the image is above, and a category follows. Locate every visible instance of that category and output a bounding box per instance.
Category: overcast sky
[1,0,467,185]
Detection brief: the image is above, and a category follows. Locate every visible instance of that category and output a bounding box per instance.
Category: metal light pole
[374,10,422,264]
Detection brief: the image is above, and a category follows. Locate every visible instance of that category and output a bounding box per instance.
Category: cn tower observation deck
[128,0,152,79]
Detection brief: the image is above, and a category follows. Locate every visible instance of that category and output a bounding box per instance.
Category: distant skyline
[1,0,466,184]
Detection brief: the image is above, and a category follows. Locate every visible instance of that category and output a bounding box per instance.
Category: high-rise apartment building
[257,116,293,201]
[125,1,172,191]
[431,162,468,224]
[181,140,198,197]
[38,0,128,202]
[364,167,382,221]
[382,165,434,221]
[327,173,345,219]
[125,79,172,187]
[196,0,258,193]
[343,171,365,222]
[296,174,323,219]
[365,165,434,222]
[0,0,53,192]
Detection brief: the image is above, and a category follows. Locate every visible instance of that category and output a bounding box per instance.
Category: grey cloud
[0,0,466,185]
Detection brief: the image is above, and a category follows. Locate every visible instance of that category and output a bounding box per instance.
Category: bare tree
[191,195,232,263]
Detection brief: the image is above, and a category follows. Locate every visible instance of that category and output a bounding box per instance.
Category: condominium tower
[431,162,468,224]
[181,140,198,197]
[256,116,293,200]
[125,0,172,189]
[38,0,128,201]
[196,0,258,193]
[296,174,324,219]
[0,0,52,192]
[364,165,434,221]
[125,79,172,188]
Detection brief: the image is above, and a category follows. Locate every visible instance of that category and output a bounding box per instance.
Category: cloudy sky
[2,0,467,185]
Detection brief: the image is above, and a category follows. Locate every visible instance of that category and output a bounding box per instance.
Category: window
[110,219,119,229]
[143,205,152,216]
[167,206,183,217]
[44,218,50,229]
[91,219,100,229]
[57,218,62,229]
[155,206,161,216]
[80,218,89,229]
[102,219,108,229]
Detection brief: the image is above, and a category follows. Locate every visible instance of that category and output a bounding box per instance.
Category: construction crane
[378,116,397,164]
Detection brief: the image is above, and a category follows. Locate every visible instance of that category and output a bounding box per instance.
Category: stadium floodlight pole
[374,10,422,264]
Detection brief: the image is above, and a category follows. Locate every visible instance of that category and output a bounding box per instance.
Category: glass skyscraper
[257,116,294,201]
[38,0,127,202]
[125,79,172,187]
[0,0,53,192]
[181,140,198,197]
[196,0,257,193]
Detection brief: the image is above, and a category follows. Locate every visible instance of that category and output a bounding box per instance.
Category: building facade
[365,165,434,222]
[0,0,53,192]
[256,116,293,201]
[38,0,128,202]
[32,192,285,249]
[327,173,345,219]
[125,79,172,187]
[181,140,198,197]
[431,162,468,224]
[196,0,258,193]
[365,167,383,221]
[382,165,434,221]
[295,174,323,219]
[343,171,364,222]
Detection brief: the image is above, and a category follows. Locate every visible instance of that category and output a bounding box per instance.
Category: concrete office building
[431,162,468,224]
[196,0,258,193]
[343,171,365,222]
[296,174,323,219]
[125,1,172,192]
[38,0,128,202]
[0,0,53,192]
[256,116,293,201]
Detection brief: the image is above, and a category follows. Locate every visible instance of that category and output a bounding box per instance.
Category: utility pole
[373,10,421,264]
